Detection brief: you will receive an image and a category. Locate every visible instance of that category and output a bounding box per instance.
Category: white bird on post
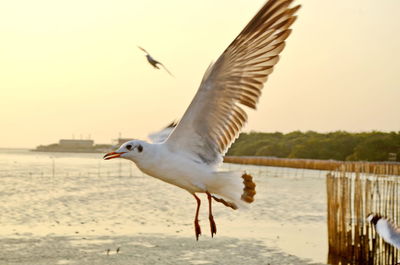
[105,0,300,240]
[367,213,400,249]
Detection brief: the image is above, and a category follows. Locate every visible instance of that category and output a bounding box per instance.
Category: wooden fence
[224,156,399,172]
[327,163,400,265]
[224,156,400,264]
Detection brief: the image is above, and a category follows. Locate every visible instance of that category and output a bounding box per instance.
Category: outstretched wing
[165,0,300,166]
[148,121,178,143]
[159,62,175,77]
[137,46,150,55]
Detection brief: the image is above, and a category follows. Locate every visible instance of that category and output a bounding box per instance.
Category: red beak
[103,151,126,160]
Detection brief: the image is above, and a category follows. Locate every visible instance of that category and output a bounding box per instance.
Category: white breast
[134,143,213,193]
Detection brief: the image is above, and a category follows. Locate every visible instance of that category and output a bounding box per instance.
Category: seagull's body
[128,142,241,197]
[133,142,207,193]
[138,46,174,76]
[145,54,160,68]
[105,0,300,240]
[367,214,400,249]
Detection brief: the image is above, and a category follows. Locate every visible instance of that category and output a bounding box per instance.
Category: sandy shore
[0,234,325,265]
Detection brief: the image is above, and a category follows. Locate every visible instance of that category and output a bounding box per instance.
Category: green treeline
[226,131,400,162]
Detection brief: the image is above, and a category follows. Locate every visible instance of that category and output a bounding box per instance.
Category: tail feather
[241,173,256,203]
[209,172,256,209]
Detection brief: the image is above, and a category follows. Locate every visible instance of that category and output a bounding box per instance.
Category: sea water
[0,149,328,264]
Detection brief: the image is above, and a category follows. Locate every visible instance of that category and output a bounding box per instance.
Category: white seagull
[367,213,400,249]
[138,46,174,77]
[105,0,300,240]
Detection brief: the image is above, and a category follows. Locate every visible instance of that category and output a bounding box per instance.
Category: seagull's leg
[193,193,202,240]
[206,192,217,237]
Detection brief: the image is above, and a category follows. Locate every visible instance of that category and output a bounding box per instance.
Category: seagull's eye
[138,145,143,153]
[126,144,132,150]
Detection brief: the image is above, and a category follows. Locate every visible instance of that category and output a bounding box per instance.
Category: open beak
[103,151,126,160]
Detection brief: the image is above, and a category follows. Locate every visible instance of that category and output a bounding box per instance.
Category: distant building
[59,139,94,148]
[34,138,114,153]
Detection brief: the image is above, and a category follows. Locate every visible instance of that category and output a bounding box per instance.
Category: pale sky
[1,0,399,148]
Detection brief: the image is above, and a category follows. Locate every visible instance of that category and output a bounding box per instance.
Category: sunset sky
[1,0,399,148]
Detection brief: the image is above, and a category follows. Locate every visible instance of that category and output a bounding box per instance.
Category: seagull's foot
[209,215,217,238]
[194,219,202,241]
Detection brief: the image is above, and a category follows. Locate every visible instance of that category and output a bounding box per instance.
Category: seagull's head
[103,140,148,162]
[366,213,382,225]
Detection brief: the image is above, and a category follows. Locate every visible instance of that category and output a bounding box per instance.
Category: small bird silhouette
[116,247,120,254]
[138,46,174,76]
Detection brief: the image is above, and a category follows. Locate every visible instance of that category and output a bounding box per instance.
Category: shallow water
[0,149,328,264]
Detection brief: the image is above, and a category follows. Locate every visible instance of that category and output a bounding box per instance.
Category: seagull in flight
[105,0,300,240]
[138,46,174,76]
[367,213,400,249]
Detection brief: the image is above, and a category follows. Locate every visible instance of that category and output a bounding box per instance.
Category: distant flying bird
[367,213,400,249]
[105,0,300,240]
[138,46,174,76]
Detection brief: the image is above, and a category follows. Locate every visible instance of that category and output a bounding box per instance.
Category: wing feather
[148,121,177,143]
[165,0,300,166]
